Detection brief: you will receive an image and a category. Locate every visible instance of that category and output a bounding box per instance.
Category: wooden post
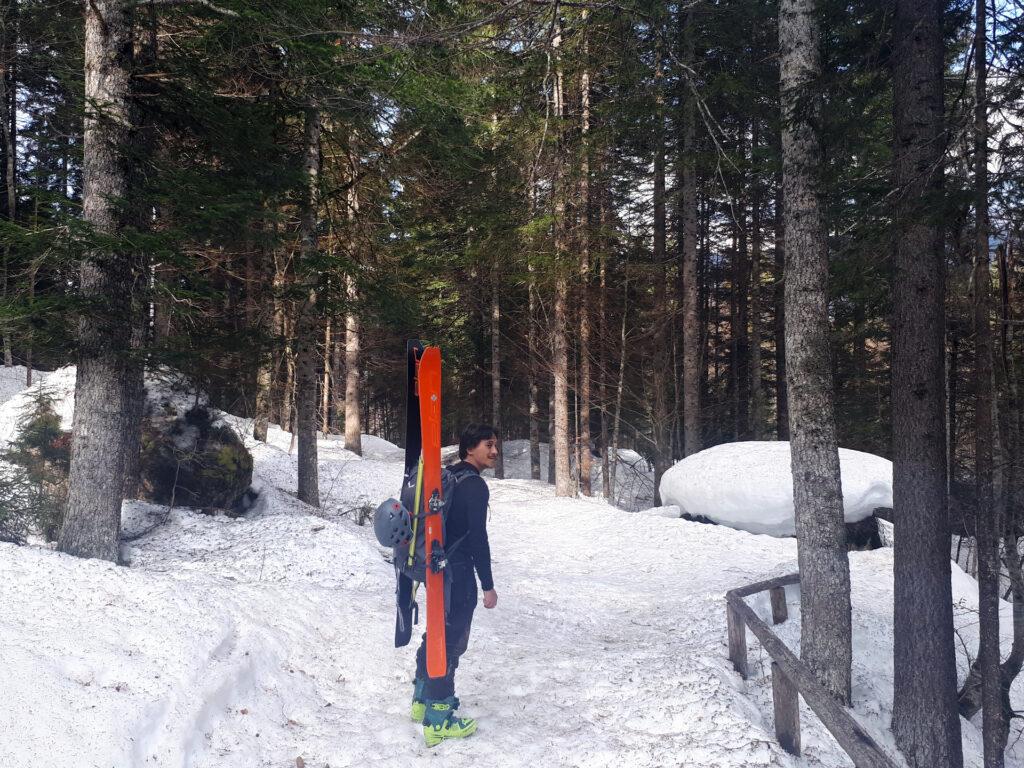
[727,602,748,678]
[770,586,789,624]
[772,661,801,755]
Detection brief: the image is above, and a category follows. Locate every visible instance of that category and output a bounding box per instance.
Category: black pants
[416,565,477,700]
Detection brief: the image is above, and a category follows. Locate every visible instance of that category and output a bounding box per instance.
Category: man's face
[466,437,499,469]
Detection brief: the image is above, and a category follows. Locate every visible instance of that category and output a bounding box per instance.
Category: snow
[0,371,1019,768]
[474,438,656,511]
[0,364,44,408]
[659,441,893,537]
[0,365,75,447]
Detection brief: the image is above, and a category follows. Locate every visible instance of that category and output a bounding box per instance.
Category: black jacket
[445,461,494,591]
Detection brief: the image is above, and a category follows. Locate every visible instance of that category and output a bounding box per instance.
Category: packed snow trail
[0,370,1018,767]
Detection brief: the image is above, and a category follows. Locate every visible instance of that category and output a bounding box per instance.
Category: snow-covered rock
[659,441,893,537]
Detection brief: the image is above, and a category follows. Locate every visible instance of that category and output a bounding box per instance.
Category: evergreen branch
[136,0,239,18]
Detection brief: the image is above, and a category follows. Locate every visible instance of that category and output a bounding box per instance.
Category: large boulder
[140,405,253,510]
[659,441,892,537]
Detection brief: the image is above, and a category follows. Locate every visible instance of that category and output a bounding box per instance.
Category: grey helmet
[374,498,413,548]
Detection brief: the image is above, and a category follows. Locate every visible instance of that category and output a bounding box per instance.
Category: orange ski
[418,346,447,678]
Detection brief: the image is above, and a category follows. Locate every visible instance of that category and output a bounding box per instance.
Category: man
[412,423,499,747]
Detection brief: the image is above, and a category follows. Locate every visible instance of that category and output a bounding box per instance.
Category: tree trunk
[280,305,295,433]
[343,140,362,456]
[331,323,344,431]
[600,239,611,496]
[122,8,159,503]
[491,257,504,478]
[344,274,361,456]
[681,7,701,457]
[59,0,138,562]
[0,0,14,367]
[551,18,573,497]
[321,318,332,435]
[651,33,670,501]
[528,252,541,480]
[547,385,556,485]
[970,0,1004,758]
[891,0,964,762]
[578,35,592,496]
[610,280,628,503]
[294,105,321,508]
[749,126,766,440]
[774,181,789,440]
[252,230,275,442]
[732,188,750,441]
[779,0,852,703]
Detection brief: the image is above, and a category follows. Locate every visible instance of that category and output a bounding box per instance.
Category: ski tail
[395,339,425,649]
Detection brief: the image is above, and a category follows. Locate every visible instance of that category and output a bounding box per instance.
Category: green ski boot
[423,697,477,747]
[412,680,460,724]
[410,679,426,723]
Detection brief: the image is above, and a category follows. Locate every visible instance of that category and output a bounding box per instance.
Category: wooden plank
[728,572,801,599]
[770,586,789,625]
[772,661,801,755]
[726,593,896,768]
[727,602,748,679]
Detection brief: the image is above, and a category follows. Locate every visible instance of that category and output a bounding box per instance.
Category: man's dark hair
[459,423,496,460]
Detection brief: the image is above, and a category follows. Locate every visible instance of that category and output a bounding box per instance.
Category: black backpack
[394,462,478,582]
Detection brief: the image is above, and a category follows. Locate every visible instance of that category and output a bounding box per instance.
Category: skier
[411,423,499,747]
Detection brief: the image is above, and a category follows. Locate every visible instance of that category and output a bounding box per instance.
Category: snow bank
[637,504,682,519]
[659,441,893,536]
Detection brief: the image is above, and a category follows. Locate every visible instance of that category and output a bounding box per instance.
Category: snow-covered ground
[660,441,893,536]
[0,370,1019,767]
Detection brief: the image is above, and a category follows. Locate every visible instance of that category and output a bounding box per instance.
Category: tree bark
[774,181,789,440]
[578,30,592,496]
[59,0,138,562]
[547,384,556,484]
[681,6,701,457]
[779,0,852,703]
[0,0,13,370]
[651,33,670,501]
[491,257,504,478]
[599,212,610,495]
[970,0,1004,759]
[252,230,275,442]
[344,274,361,456]
[891,0,964,763]
[551,17,573,497]
[0,0,15,367]
[321,318,332,435]
[610,279,628,503]
[295,104,321,508]
[749,126,766,440]
[343,141,362,456]
[528,251,541,480]
[279,304,295,433]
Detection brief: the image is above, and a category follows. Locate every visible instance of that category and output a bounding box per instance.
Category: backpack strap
[405,458,425,569]
[443,466,483,559]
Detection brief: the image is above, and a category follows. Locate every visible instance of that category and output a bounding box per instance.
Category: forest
[1,0,1024,765]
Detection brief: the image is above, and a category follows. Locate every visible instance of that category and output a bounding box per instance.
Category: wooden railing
[725,574,897,768]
